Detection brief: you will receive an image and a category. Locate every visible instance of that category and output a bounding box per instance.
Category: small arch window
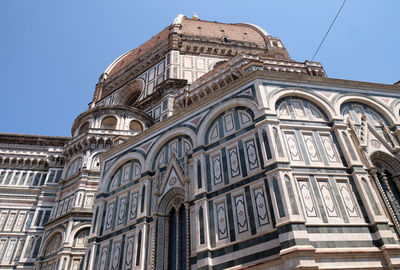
[91,154,100,169]
[44,233,62,256]
[78,122,89,135]
[277,98,327,121]
[74,228,89,247]
[206,107,254,144]
[101,116,117,130]
[108,160,141,192]
[341,103,389,129]
[153,137,192,170]
[65,157,82,179]
[129,120,143,132]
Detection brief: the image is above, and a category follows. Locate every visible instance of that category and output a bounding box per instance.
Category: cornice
[0,133,70,147]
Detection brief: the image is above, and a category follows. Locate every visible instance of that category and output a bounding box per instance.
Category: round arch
[40,229,64,257]
[334,94,396,126]
[196,97,260,146]
[144,127,197,171]
[268,87,336,121]
[115,79,145,106]
[100,152,145,192]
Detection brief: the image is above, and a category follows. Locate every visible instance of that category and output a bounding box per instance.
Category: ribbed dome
[103,15,272,78]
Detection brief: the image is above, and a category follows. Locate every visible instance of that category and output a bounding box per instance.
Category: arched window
[276,97,327,122]
[153,136,192,170]
[108,160,141,192]
[101,116,117,130]
[166,197,186,270]
[74,228,89,247]
[65,157,82,179]
[206,107,254,145]
[91,154,100,169]
[129,120,143,132]
[44,233,62,256]
[78,122,89,135]
[341,102,390,134]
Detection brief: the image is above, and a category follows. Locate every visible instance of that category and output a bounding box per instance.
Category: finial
[192,12,199,20]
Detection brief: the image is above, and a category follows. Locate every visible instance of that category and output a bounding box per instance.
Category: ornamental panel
[212,155,223,185]
[298,180,317,217]
[106,203,115,230]
[111,241,121,270]
[285,133,301,161]
[253,187,269,226]
[234,194,248,233]
[117,197,127,225]
[245,139,259,170]
[317,180,338,217]
[99,246,108,270]
[228,147,240,178]
[303,134,320,162]
[321,134,338,163]
[125,236,135,269]
[130,192,138,220]
[216,202,228,240]
[337,180,359,217]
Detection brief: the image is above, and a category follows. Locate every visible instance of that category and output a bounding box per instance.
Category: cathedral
[1,14,400,270]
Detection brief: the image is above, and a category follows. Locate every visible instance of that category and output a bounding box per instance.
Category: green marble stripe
[280,238,310,249]
[193,229,279,262]
[311,240,374,248]
[254,132,265,168]
[194,171,266,201]
[206,154,211,192]
[312,130,329,166]
[233,109,241,131]
[245,186,257,235]
[221,147,230,186]
[211,246,280,270]
[309,176,328,223]
[225,194,236,242]
[204,125,255,152]
[328,176,349,223]
[237,140,248,178]
[295,128,310,165]
[208,201,216,248]
[264,178,276,228]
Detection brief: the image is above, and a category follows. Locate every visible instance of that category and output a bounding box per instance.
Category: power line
[311,0,347,62]
[287,0,347,106]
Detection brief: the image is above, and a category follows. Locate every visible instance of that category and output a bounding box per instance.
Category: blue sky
[1,1,399,137]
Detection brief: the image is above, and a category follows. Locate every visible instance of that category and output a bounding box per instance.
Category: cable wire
[287,0,347,106]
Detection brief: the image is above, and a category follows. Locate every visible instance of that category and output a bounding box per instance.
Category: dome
[103,15,275,78]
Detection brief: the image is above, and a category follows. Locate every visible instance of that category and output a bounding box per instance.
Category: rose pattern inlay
[216,202,228,240]
[228,148,240,177]
[117,197,126,225]
[254,187,269,226]
[318,181,338,217]
[130,192,138,220]
[337,181,358,217]
[321,135,338,162]
[125,236,134,269]
[298,180,317,217]
[304,134,320,162]
[246,139,259,170]
[286,133,301,161]
[213,155,223,185]
[234,195,248,233]
[106,203,115,229]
